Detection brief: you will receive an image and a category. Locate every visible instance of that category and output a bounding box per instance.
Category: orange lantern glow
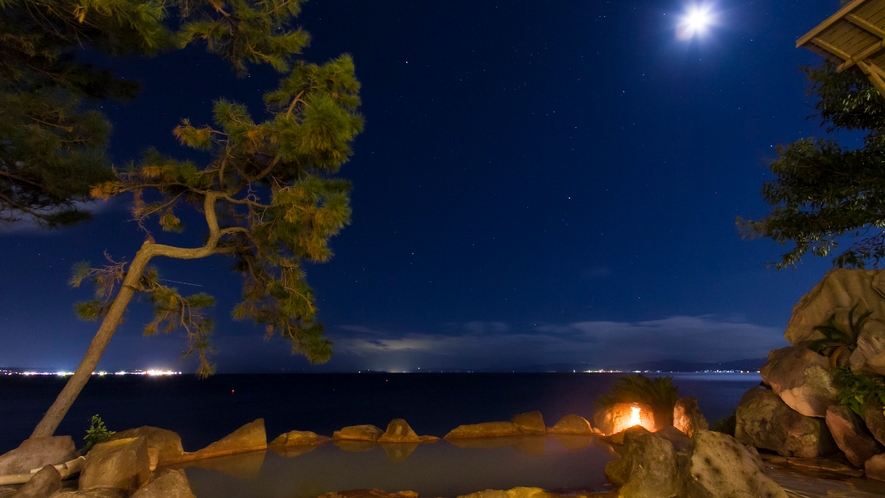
[598,402,656,436]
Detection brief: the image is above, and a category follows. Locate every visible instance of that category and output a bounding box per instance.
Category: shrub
[598,374,679,428]
[834,368,885,417]
[82,414,115,454]
[711,411,737,436]
[808,304,871,369]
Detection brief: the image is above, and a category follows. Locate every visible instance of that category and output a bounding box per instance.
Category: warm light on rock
[596,403,656,436]
[629,406,641,427]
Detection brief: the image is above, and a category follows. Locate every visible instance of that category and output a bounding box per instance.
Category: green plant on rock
[808,304,871,369]
[711,410,737,437]
[834,368,885,417]
[598,374,679,429]
[82,414,115,454]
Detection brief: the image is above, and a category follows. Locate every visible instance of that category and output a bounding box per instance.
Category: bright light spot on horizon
[3,369,180,377]
[676,4,715,40]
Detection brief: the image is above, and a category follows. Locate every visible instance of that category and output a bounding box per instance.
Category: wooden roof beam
[797,0,869,48]
[838,40,885,71]
[858,60,885,96]
[861,59,885,81]
[846,13,885,39]
[810,37,854,61]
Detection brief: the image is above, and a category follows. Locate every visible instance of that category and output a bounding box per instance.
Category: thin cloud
[330,315,786,370]
[0,199,120,235]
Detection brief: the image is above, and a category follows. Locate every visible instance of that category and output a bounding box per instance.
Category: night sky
[0,1,848,373]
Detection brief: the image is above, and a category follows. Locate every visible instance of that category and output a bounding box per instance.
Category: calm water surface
[180,437,616,498]
[1,372,761,497]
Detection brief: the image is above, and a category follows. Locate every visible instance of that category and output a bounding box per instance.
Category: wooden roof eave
[797,0,870,48]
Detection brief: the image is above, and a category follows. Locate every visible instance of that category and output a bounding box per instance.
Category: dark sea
[1,372,761,497]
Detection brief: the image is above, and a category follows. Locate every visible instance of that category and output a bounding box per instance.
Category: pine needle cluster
[0,0,315,226]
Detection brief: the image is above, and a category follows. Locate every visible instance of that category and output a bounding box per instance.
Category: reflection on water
[181,436,616,498]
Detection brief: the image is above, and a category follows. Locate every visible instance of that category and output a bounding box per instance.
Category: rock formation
[269,430,330,447]
[760,345,839,417]
[672,397,708,438]
[784,269,885,375]
[130,469,196,498]
[0,437,77,476]
[735,386,836,458]
[511,412,545,435]
[10,464,61,498]
[333,425,384,442]
[863,402,885,446]
[444,422,522,439]
[866,453,885,482]
[604,427,679,498]
[683,430,787,498]
[377,420,421,443]
[825,405,884,467]
[547,415,593,435]
[78,437,150,494]
[110,427,183,469]
[180,419,267,461]
[593,403,654,436]
[603,427,789,498]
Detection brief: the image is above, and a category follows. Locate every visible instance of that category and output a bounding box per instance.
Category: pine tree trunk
[31,194,222,438]
[30,242,155,438]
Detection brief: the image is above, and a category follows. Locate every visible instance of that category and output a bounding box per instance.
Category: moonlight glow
[677,5,715,40]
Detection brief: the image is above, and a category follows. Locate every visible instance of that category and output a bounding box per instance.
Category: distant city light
[1,369,181,377]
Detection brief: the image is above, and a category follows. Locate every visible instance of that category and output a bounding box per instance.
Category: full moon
[677,5,714,40]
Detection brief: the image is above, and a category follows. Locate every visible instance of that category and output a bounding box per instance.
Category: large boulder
[269,430,330,447]
[511,412,545,435]
[110,426,183,469]
[182,419,267,461]
[784,269,885,344]
[49,490,126,498]
[444,422,521,439]
[457,487,559,498]
[317,491,418,498]
[333,425,384,442]
[605,427,679,498]
[735,386,837,458]
[547,415,593,435]
[760,345,838,418]
[10,465,61,498]
[377,420,421,443]
[0,437,77,475]
[673,397,708,438]
[825,405,884,467]
[849,319,885,375]
[683,430,787,498]
[654,426,692,455]
[866,453,885,482]
[78,437,150,494]
[130,469,195,498]
[863,402,885,446]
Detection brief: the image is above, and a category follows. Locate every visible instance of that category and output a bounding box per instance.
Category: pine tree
[1,0,313,226]
[29,0,363,438]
